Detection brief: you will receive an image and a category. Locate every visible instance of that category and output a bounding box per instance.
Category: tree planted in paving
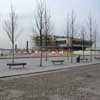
[70,10,76,63]
[44,1,52,63]
[33,0,45,67]
[3,4,19,63]
[33,0,52,66]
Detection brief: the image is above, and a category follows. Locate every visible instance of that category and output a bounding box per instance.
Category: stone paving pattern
[0,63,100,100]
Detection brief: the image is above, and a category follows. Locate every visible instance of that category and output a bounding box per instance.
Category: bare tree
[81,26,85,60]
[3,4,18,64]
[44,1,51,63]
[70,10,76,63]
[33,0,45,67]
[26,40,29,53]
[65,14,70,61]
[93,20,97,58]
[94,29,97,57]
[88,14,93,62]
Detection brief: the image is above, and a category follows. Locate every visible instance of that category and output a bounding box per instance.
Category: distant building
[55,36,92,50]
[33,35,93,51]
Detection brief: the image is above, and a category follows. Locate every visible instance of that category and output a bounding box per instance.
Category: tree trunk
[12,39,15,64]
[40,31,42,67]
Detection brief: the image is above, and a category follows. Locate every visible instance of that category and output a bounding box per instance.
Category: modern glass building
[33,35,93,52]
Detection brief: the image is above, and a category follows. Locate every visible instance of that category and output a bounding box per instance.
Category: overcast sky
[0,0,100,49]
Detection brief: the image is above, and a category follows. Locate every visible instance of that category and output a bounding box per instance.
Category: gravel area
[0,63,100,100]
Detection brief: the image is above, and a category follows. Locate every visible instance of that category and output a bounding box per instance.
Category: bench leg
[61,62,64,64]
[9,66,11,69]
[23,65,25,68]
[53,62,55,64]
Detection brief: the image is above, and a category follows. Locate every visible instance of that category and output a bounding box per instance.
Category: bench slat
[80,59,89,62]
[7,63,27,69]
[7,63,26,66]
[52,60,64,62]
[51,60,64,65]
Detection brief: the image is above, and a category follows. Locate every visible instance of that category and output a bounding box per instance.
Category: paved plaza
[0,61,100,100]
[0,56,99,77]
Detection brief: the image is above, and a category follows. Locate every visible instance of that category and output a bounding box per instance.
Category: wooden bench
[7,63,27,69]
[52,60,64,65]
[80,58,89,63]
[95,57,100,59]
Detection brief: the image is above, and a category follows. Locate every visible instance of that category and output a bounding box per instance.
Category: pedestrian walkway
[0,57,99,78]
